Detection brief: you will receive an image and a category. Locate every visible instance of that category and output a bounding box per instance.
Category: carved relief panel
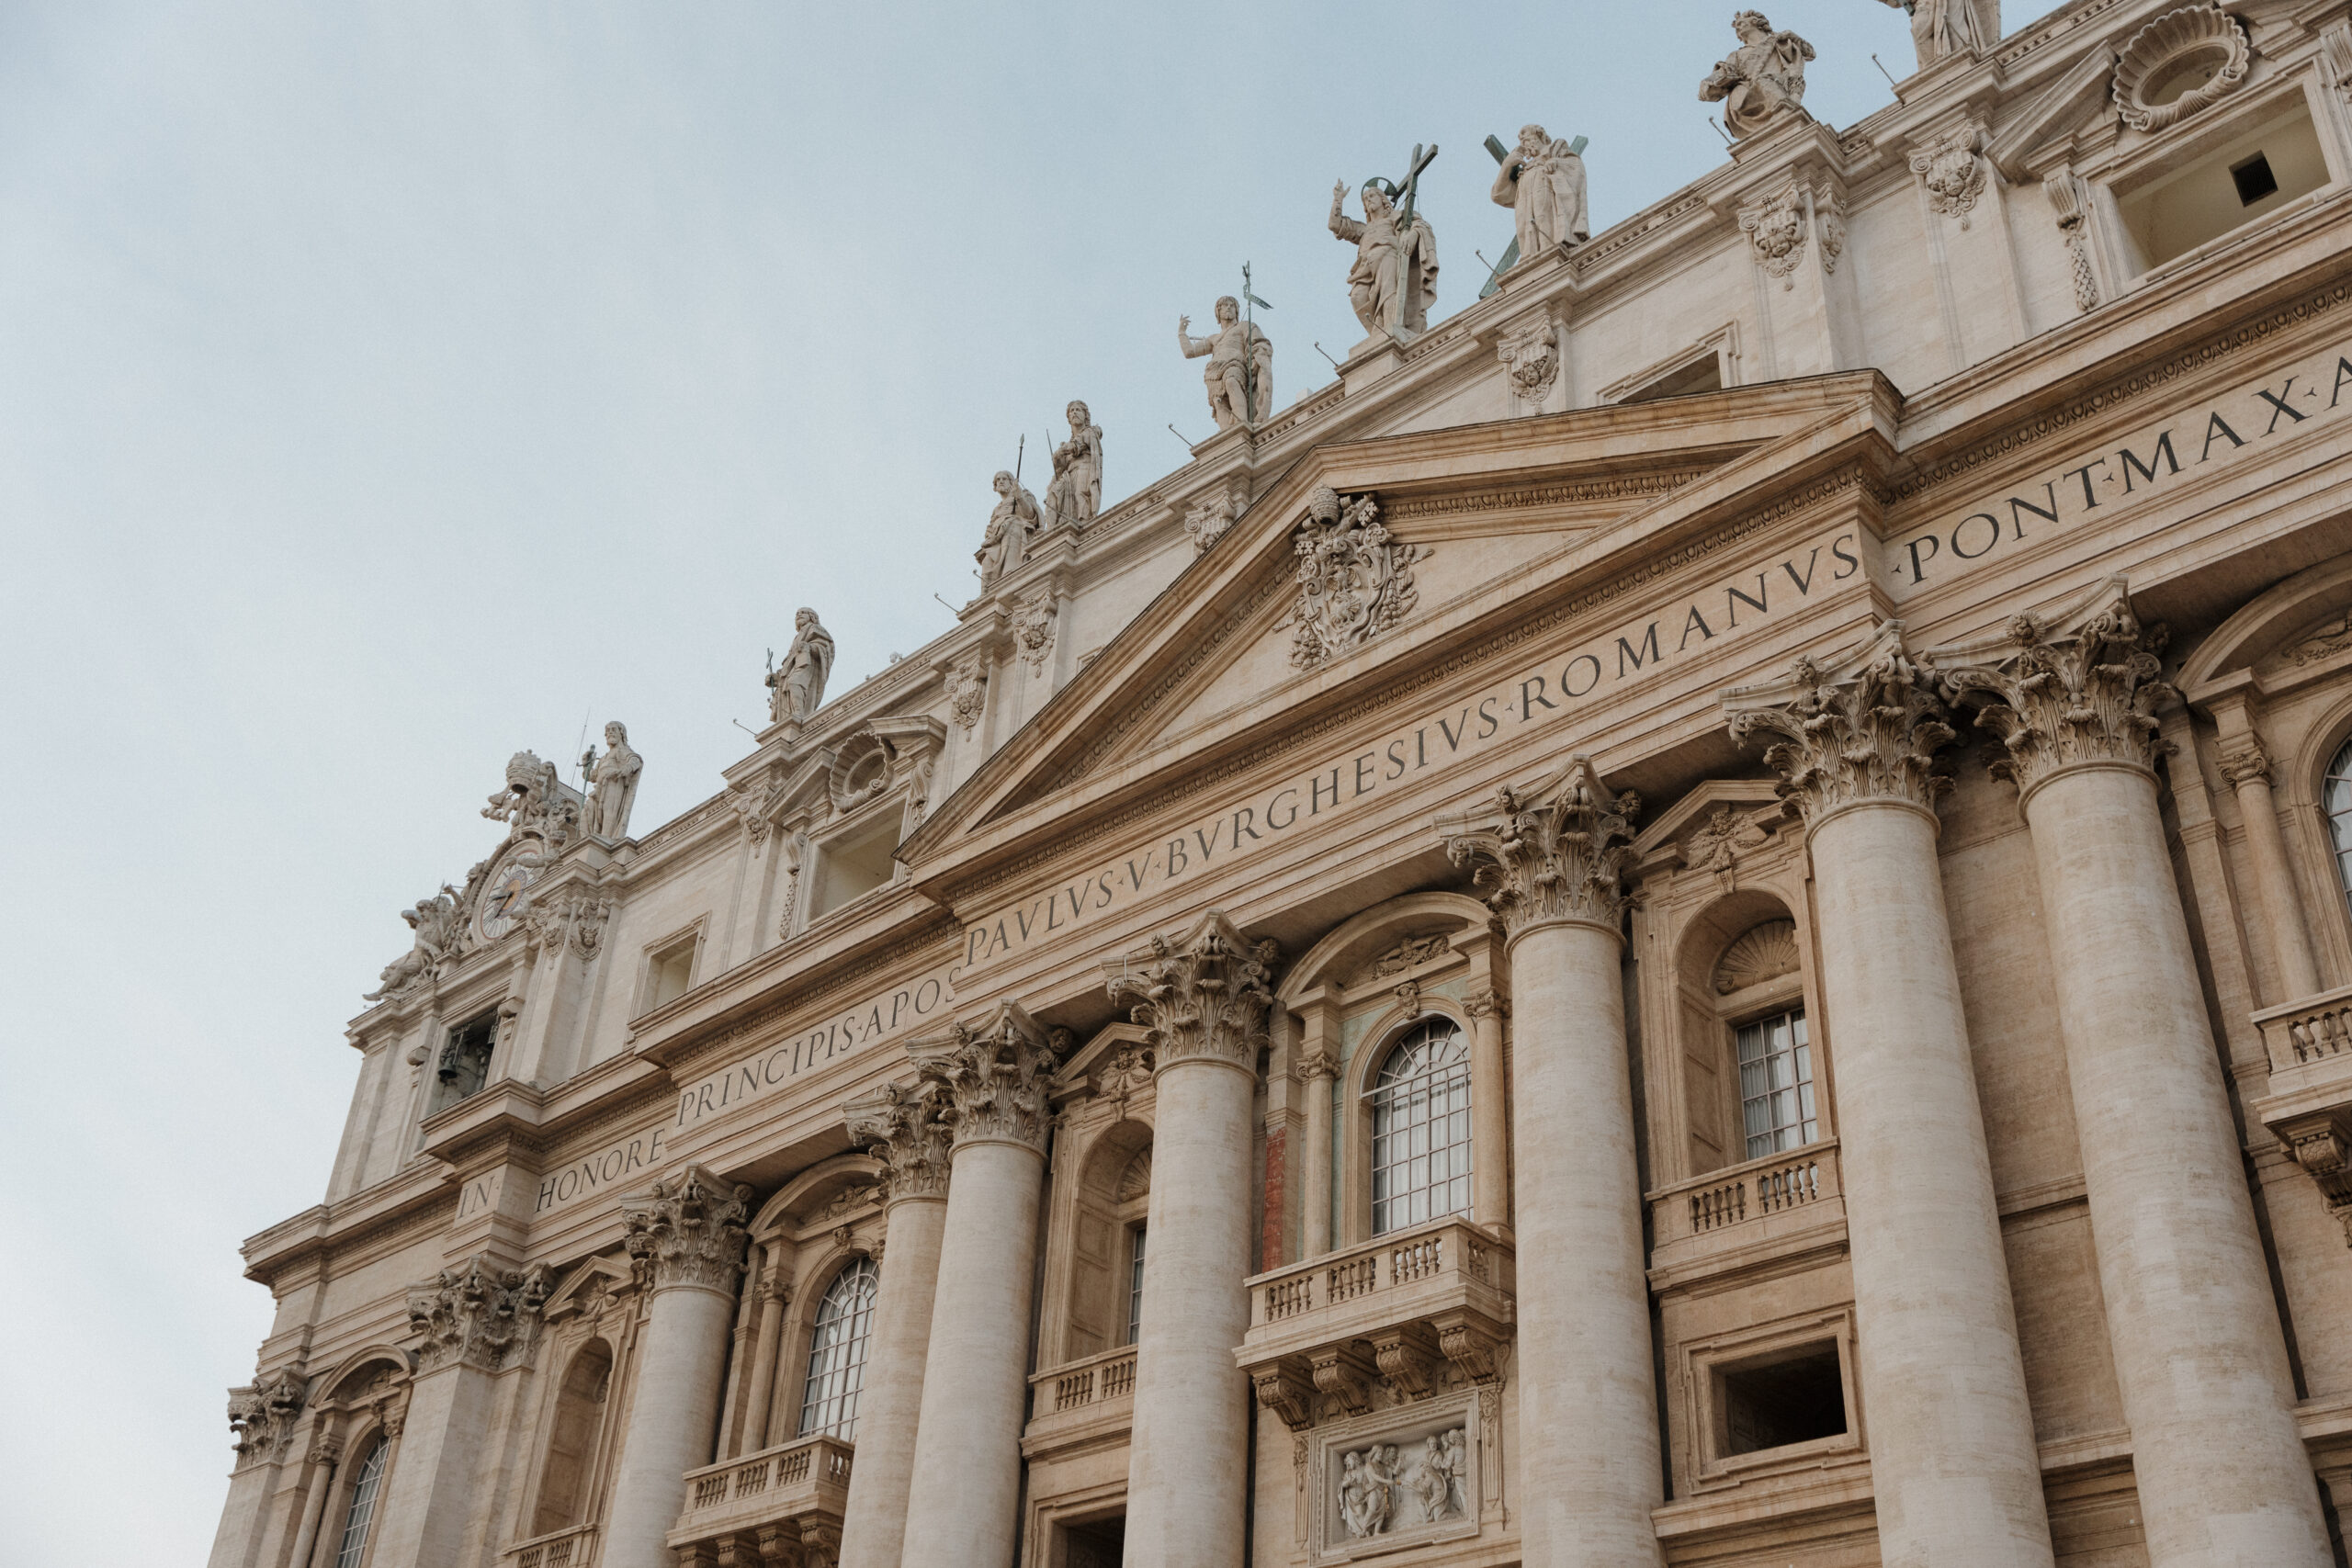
[1307,1392,1487,1564]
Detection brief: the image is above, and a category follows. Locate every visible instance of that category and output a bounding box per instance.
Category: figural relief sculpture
[1042,400,1103,527]
[1337,1427,1468,1540]
[1329,178,1439,347]
[767,608,836,727]
[1488,124,1589,265]
[1178,298,1275,431]
[1701,11,1815,139]
[1283,486,1428,671]
[978,470,1045,589]
[582,720,643,840]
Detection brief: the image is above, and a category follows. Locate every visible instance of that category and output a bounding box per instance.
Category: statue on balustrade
[1042,400,1103,527]
[1329,177,1439,345]
[1177,297,1274,431]
[582,720,642,840]
[977,470,1043,589]
[1489,123,1589,263]
[1876,0,1984,69]
[766,608,835,726]
[1700,11,1815,139]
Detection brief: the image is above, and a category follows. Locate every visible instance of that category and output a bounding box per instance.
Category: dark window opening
[1058,1515,1125,1568]
[2231,152,2279,206]
[1623,354,1724,404]
[1718,1343,1846,1457]
[435,1011,497,1106]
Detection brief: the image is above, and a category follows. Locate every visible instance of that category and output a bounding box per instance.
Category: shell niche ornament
[2112,6,2252,133]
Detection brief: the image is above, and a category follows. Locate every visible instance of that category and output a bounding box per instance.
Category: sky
[0,1,1922,1558]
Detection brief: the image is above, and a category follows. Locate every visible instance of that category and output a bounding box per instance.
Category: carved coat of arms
[1285,487,1428,670]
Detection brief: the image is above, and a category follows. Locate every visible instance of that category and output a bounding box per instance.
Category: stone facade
[211,5,2352,1566]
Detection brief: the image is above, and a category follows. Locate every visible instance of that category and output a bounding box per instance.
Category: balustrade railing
[2253,984,2352,1076]
[1248,1216,1510,1331]
[672,1433,853,1542]
[1648,1140,1839,1253]
[503,1523,597,1568]
[1031,1344,1140,1416]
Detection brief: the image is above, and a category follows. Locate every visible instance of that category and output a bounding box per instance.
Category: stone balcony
[1646,1140,1846,1289]
[2251,983,2352,1241]
[1237,1217,1515,1420]
[666,1433,852,1566]
[502,1523,597,1568]
[1023,1344,1139,1462]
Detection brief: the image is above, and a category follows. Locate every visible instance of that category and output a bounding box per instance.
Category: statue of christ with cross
[1329,141,1440,349]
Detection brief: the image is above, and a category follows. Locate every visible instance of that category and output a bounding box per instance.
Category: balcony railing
[2250,985,2352,1244]
[1647,1139,1841,1263]
[1032,1344,1139,1416]
[502,1523,597,1568]
[2253,983,2352,1077]
[667,1433,852,1561]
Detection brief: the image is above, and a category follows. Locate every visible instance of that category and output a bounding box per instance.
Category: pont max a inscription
[962,528,1863,972]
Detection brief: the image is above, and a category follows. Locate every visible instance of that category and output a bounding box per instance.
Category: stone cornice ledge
[242,1156,453,1285]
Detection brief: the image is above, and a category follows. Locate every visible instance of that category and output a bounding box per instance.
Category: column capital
[1104,908,1279,1074]
[620,1165,753,1296]
[908,1001,1066,1154]
[844,1077,956,1201]
[1293,1047,1340,1084]
[1435,756,1639,939]
[227,1363,309,1466]
[404,1254,555,1372]
[1925,578,2174,798]
[2219,735,2276,789]
[1463,988,1510,1021]
[1724,621,1955,824]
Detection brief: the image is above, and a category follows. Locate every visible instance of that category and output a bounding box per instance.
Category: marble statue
[1878,0,1981,67]
[582,720,642,840]
[1700,11,1816,139]
[365,889,461,1001]
[1178,298,1275,430]
[1329,181,1439,344]
[767,608,835,726]
[977,470,1043,588]
[1489,125,1589,261]
[1041,400,1103,526]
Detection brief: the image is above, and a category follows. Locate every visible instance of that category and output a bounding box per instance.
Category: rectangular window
[642,933,697,1014]
[1737,1009,1815,1160]
[1125,1225,1147,1346]
[2116,104,2330,268]
[1716,1341,1848,1457]
[811,813,902,919]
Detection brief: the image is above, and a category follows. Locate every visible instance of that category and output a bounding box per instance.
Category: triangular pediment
[898,375,1892,882]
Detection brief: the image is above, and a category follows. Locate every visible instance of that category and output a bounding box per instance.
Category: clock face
[478,859,537,942]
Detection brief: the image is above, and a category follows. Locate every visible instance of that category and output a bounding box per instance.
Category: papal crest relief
[1284,485,1429,671]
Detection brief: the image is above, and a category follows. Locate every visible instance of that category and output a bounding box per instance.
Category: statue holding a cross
[1329,142,1441,350]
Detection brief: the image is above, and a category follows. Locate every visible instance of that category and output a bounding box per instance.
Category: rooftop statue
[1329,154,1440,347]
[582,720,643,840]
[364,888,461,1002]
[1177,296,1274,431]
[766,608,835,727]
[1700,11,1816,139]
[977,470,1043,589]
[1041,400,1103,527]
[1488,124,1589,270]
[1877,0,1982,69]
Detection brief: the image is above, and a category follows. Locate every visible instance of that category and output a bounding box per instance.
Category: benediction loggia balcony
[665,1433,852,1567]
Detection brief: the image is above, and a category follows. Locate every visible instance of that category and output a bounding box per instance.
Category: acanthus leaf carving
[1012,593,1058,672]
[620,1166,752,1295]
[944,657,989,732]
[1185,478,1250,554]
[1283,488,1427,671]
[1723,621,1956,822]
[844,1077,955,1201]
[2044,172,2101,313]
[2217,738,2274,790]
[1105,908,1279,1073]
[909,1002,1065,1152]
[404,1255,555,1373]
[1909,124,1987,228]
[226,1363,308,1465]
[1737,183,1808,286]
[1436,756,1638,937]
[1683,803,1773,891]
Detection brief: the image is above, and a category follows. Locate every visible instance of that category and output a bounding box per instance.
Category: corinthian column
[837,1078,956,1568]
[1933,584,2329,1566]
[1438,759,1661,1568]
[1725,626,2052,1568]
[1107,912,1280,1568]
[601,1167,753,1568]
[2216,734,2324,1000]
[897,1005,1062,1568]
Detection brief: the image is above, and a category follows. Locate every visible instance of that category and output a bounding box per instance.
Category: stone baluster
[1438,760,1661,1568]
[600,1167,753,1568]
[837,1077,956,1568]
[1464,989,1511,1231]
[1107,912,1281,1568]
[369,1257,553,1568]
[1295,1028,1340,1258]
[896,1005,1063,1568]
[2217,732,2324,1000]
[1724,625,2053,1567]
[1932,584,2330,1565]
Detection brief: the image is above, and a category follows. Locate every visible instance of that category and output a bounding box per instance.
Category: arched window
[1370,1019,1473,1235]
[333,1435,390,1568]
[531,1340,612,1535]
[2326,738,2352,908]
[797,1258,879,1440]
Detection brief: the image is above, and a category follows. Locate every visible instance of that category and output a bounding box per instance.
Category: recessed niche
[2116,105,2330,268]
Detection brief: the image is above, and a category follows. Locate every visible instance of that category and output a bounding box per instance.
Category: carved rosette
[1723,622,1956,823]
[404,1255,556,1372]
[843,1078,955,1202]
[1435,757,1639,939]
[227,1364,308,1464]
[909,1002,1065,1153]
[1105,908,1280,1074]
[1928,578,2174,797]
[620,1166,753,1295]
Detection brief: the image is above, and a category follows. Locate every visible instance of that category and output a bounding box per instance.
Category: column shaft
[1466,994,1510,1231]
[1810,801,2053,1565]
[838,1193,949,1568]
[286,1452,336,1568]
[602,1284,737,1567]
[1510,919,1663,1568]
[1125,1057,1256,1568]
[2227,760,2323,999]
[739,1272,787,1454]
[897,1140,1046,1568]
[1300,1023,1336,1258]
[2024,764,2328,1564]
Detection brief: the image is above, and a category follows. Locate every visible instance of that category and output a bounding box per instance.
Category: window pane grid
[797,1257,878,1441]
[2327,745,2352,916]
[1126,1226,1147,1346]
[1737,1010,1815,1160]
[334,1437,389,1568]
[1371,1021,1473,1236]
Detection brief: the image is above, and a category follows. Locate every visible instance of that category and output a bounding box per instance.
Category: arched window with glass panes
[333,1434,390,1568]
[797,1257,879,1440]
[2326,737,2352,913]
[1370,1017,1473,1235]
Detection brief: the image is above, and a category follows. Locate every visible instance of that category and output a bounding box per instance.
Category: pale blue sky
[0,2,1917,1558]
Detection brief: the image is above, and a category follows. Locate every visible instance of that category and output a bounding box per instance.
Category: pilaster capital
[2218,737,2276,790]
[1294,1047,1341,1085]
[404,1255,555,1372]
[1105,908,1280,1074]
[908,1001,1066,1154]
[843,1077,955,1201]
[1435,756,1638,938]
[1462,988,1510,1022]
[1926,578,2175,797]
[1723,621,1955,823]
[226,1363,308,1465]
[620,1166,753,1296]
